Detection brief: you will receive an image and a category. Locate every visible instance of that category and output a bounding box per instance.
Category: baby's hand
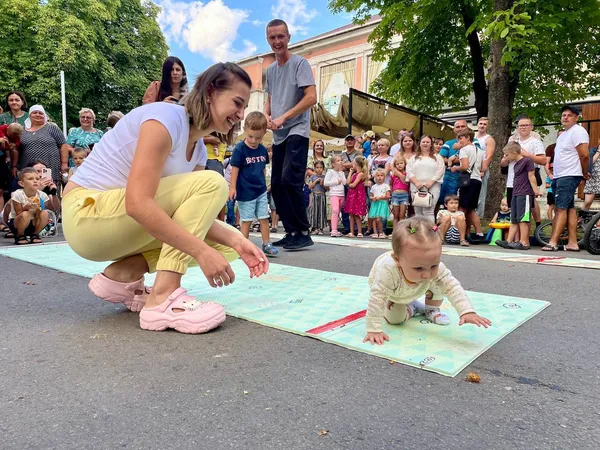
[459,312,492,328]
[363,331,390,345]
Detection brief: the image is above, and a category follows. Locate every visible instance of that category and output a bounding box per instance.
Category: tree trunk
[486,0,517,219]
[461,6,488,118]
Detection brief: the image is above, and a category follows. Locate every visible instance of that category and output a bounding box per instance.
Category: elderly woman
[62,62,267,335]
[18,105,70,187]
[0,91,29,127]
[143,56,189,104]
[66,108,104,150]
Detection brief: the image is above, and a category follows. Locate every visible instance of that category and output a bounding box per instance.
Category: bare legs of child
[347,214,362,238]
[438,214,468,245]
[14,209,49,244]
[270,208,278,233]
[241,219,278,256]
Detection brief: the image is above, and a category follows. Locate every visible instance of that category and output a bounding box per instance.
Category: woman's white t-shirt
[72,103,207,191]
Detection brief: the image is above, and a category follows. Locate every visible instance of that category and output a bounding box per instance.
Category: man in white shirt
[543,105,590,251]
[475,117,496,217]
[500,115,545,226]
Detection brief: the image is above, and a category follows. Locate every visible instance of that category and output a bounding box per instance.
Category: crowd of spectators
[0,55,598,253]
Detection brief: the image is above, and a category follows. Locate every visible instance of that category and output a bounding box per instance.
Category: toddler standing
[228,112,278,256]
[368,168,391,239]
[307,160,328,235]
[364,217,491,345]
[390,155,409,227]
[344,155,368,238]
[324,155,346,237]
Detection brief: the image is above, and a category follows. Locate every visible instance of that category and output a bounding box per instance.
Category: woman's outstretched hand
[195,246,235,288]
[235,238,269,278]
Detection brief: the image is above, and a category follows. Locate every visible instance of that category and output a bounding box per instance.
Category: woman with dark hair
[0,91,29,127]
[142,56,189,104]
[306,139,330,175]
[62,62,268,335]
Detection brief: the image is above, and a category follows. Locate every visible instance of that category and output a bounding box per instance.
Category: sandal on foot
[4,231,15,239]
[345,233,356,238]
[356,233,364,238]
[371,233,379,239]
[14,235,30,245]
[541,244,559,252]
[565,246,580,252]
[425,308,450,326]
[89,273,149,312]
[139,287,225,334]
[0,225,9,233]
[29,234,42,244]
[460,240,470,247]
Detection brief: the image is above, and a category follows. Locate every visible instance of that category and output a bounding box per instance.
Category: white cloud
[271,0,318,36]
[251,19,265,26]
[156,0,257,62]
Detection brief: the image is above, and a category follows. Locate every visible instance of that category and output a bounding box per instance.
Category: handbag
[458,157,477,188]
[534,167,542,186]
[412,188,434,208]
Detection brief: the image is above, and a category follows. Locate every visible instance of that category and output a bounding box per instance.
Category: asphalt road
[1,232,599,450]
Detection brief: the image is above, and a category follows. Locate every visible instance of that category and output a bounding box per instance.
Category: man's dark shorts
[551,176,582,210]
[458,179,482,211]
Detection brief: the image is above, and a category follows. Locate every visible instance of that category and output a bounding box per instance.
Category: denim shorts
[551,176,582,210]
[238,191,269,222]
[391,191,409,206]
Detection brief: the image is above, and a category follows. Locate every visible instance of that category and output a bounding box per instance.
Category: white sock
[425,307,450,325]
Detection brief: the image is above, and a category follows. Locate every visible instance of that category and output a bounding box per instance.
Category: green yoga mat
[0,243,550,377]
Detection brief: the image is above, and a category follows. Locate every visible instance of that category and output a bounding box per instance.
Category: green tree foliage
[328,0,600,122]
[0,0,167,128]
[329,0,600,216]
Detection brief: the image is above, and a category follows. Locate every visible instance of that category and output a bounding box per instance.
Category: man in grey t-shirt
[264,19,317,251]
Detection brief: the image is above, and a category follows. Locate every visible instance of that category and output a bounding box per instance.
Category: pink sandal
[139,287,226,334]
[89,273,149,312]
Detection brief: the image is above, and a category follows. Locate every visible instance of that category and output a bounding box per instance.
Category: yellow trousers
[62,171,238,274]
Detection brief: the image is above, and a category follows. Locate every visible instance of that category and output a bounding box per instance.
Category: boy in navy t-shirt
[228,112,278,256]
[496,142,540,250]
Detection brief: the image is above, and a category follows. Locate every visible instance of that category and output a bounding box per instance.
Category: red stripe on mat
[537,257,566,263]
[306,310,366,335]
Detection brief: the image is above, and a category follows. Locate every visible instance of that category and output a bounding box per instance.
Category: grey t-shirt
[265,54,315,145]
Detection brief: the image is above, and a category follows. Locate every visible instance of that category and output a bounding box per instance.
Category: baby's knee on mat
[383,301,409,325]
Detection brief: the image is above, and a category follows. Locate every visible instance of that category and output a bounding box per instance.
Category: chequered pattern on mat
[0,244,549,377]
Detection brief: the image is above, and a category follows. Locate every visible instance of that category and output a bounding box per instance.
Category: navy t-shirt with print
[230,141,269,202]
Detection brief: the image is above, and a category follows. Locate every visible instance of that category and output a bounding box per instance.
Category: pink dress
[344,173,368,216]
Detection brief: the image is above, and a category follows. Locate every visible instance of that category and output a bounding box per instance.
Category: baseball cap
[561,105,580,115]
[365,130,375,138]
[344,134,356,141]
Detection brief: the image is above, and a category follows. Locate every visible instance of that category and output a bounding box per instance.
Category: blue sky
[154,0,353,80]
